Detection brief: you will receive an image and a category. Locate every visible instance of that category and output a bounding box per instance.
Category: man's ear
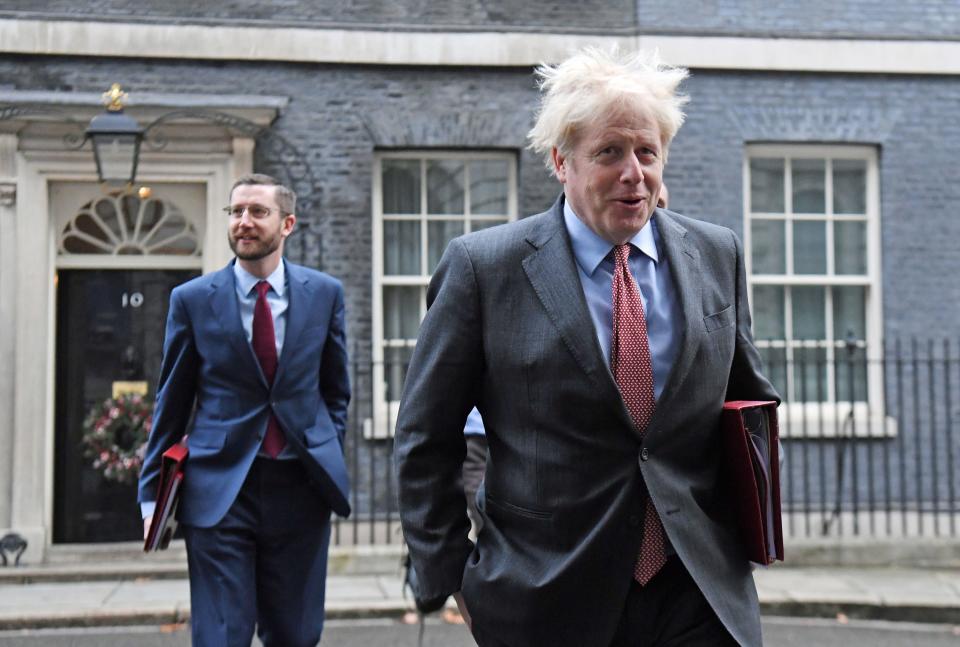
[281,213,297,238]
[551,148,568,182]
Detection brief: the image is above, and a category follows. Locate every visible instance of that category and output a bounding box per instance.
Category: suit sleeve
[726,229,781,404]
[320,280,351,444]
[137,288,199,506]
[394,237,483,600]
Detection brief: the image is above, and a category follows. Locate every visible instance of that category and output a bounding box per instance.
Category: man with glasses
[138,173,351,647]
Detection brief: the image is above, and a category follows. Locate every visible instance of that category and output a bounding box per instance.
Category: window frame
[743,144,889,436]
[370,149,518,438]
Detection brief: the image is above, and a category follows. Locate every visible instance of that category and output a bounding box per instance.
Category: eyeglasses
[222,204,277,219]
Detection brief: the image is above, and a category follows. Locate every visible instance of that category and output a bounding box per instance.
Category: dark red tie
[252,280,286,458]
[611,244,667,585]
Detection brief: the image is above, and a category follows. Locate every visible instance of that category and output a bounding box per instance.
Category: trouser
[183,457,332,647]
[462,434,488,537]
[608,556,739,647]
[471,556,738,647]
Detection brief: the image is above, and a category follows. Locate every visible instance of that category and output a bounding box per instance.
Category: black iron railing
[331,338,960,545]
[776,338,959,538]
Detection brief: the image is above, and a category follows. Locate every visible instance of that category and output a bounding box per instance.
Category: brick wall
[1,56,955,342]
[2,52,957,517]
[0,56,556,360]
[669,70,960,340]
[636,0,960,39]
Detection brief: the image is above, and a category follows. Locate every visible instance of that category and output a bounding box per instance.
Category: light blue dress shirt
[563,201,682,401]
[464,407,486,437]
[233,260,288,355]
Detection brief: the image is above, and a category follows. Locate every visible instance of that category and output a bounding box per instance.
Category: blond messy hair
[527,47,690,176]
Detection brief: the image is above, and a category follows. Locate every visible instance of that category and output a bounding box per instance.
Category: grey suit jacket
[394,196,779,647]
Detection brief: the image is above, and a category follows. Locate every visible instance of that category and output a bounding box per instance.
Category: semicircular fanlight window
[59,194,201,256]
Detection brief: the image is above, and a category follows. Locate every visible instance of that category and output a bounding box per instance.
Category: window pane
[383,220,420,275]
[382,160,421,214]
[792,159,826,213]
[793,346,828,402]
[835,346,868,402]
[752,285,785,340]
[428,220,464,273]
[427,160,464,214]
[383,286,421,339]
[751,220,785,274]
[470,219,507,232]
[833,286,866,341]
[793,220,826,274]
[470,160,509,214]
[833,159,867,214]
[792,286,825,340]
[384,346,414,402]
[750,158,785,213]
[760,347,788,402]
[834,221,867,275]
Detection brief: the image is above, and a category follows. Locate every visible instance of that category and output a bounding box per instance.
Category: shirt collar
[233,259,286,297]
[562,199,660,277]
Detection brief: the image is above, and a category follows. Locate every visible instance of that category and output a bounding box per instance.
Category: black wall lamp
[85,84,143,188]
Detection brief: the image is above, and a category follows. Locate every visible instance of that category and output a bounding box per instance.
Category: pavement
[1,541,959,631]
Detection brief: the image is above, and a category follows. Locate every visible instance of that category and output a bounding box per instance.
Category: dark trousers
[463,434,488,535]
[608,556,739,647]
[472,556,737,647]
[183,457,332,647]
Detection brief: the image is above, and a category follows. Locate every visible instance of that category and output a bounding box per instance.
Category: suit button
[628,515,640,528]
[640,447,650,462]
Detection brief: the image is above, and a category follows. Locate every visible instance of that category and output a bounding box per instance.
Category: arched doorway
[51,183,203,543]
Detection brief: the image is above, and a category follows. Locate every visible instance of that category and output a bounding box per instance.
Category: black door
[54,269,198,543]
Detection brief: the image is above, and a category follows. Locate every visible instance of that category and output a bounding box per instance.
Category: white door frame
[7,142,251,561]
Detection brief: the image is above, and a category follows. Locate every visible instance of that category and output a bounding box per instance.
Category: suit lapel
[208,262,268,387]
[652,211,703,417]
[276,260,310,382]
[521,200,609,384]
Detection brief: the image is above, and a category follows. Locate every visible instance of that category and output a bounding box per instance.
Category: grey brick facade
[635,0,960,39]
[1,3,957,542]
[0,56,554,358]
[669,71,960,340]
[3,59,955,339]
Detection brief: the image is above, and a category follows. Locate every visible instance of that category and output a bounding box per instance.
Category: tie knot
[613,244,631,269]
[255,280,270,299]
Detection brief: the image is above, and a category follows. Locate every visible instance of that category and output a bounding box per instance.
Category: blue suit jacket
[138,260,351,526]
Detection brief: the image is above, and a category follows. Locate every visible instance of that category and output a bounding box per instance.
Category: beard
[228,229,282,261]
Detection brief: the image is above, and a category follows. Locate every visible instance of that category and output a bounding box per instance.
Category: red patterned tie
[611,244,667,586]
[252,280,286,458]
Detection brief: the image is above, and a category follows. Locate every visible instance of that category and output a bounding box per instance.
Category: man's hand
[453,592,472,630]
[143,516,152,541]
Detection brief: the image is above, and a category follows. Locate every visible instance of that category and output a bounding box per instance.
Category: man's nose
[620,153,643,184]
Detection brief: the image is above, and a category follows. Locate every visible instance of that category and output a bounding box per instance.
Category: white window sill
[363,401,401,440]
[776,403,897,439]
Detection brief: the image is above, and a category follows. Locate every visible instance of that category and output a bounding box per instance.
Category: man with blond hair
[395,48,778,646]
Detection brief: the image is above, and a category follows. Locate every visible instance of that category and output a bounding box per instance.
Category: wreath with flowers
[81,393,154,484]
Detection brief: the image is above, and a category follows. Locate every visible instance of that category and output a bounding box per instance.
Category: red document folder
[721,401,784,565]
[143,440,188,552]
